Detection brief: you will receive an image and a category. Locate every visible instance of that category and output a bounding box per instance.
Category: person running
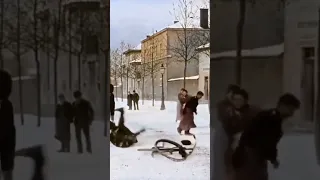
[232,93,300,180]
[177,91,204,135]
[0,69,15,180]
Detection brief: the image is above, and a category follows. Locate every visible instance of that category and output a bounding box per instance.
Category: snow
[197,43,210,50]
[210,43,284,59]
[11,100,210,180]
[10,99,320,180]
[168,75,199,82]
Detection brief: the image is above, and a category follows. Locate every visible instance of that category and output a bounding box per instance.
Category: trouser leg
[83,125,92,153]
[75,125,83,153]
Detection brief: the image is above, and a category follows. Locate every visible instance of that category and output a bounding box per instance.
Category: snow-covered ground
[11,100,210,180]
[10,99,320,180]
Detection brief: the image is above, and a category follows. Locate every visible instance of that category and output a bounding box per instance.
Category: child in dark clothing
[0,69,15,180]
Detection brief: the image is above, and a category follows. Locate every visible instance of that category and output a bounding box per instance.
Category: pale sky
[110,0,176,49]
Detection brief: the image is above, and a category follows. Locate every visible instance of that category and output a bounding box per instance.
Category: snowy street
[10,100,320,180]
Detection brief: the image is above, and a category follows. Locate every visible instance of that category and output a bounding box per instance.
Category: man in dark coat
[132,90,139,110]
[0,69,15,180]
[55,93,73,152]
[127,91,133,110]
[110,84,115,121]
[72,91,94,153]
[232,93,300,180]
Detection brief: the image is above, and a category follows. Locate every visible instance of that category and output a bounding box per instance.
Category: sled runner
[110,108,145,148]
[138,134,196,162]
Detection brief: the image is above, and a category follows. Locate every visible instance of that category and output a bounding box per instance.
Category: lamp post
[160,64,165,110]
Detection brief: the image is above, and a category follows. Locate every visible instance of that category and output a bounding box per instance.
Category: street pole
[315,7,320,165]
[160,73,165,110]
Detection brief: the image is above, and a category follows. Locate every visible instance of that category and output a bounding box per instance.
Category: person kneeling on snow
[110,108,145,148]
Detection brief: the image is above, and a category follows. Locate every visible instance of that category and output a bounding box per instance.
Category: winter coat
[55,101,73,141]
[72,99,94,127]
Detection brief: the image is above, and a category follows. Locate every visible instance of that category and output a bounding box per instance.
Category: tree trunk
[120,55,123,101]
[68,10,72,90]
[0,0,4,68]
[183,60,187,88]
[114,65,117,101]
[236,0,246,85]
[33,0,41,127]
[17,0,24,125]
[77,53,81,91]
[36,61,41,126]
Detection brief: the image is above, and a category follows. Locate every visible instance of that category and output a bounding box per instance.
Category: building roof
[141,21,204,43]
[168,75,199,82]
[123,43,142,54]
[210,43,284,59]
[197,43,210,51]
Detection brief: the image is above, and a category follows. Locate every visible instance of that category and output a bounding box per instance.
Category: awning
[168,75,199,82]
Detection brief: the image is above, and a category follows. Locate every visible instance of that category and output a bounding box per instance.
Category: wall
[210,0,284,53]
[210,57,283,125]
[198,50,210,99]
[167,80,198,100]
[284,0,319,123]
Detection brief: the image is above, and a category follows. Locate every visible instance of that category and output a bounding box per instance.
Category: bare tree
[110,48,122,100]
[118,41,130,101]
[20,0,46,126]
[4,0,30,125]
[170,0,208,88]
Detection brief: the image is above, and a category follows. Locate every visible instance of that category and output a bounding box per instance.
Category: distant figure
[0,69,15,180]
[132,90,139,110]
[55,94,73,153]
[233,93,300,180]
[127,91,133,110]
[178,91,204,135]
[72,91,94,154]
[176,88,188,122]
[110,84,115,121]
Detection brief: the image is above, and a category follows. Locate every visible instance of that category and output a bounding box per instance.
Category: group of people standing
[176,88,204,135]
[54,91,94,154]
[127,90,139,110]
[213,85,300,180]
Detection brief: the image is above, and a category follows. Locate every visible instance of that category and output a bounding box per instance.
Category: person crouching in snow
[0,69,15,180]
[177,91,204,135]
[110,108,145,148]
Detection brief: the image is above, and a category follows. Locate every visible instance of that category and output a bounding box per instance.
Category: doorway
[301,47,315,122]
[204,76,209,100]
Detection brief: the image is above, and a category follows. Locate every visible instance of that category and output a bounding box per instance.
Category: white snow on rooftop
[197,43,210,49]
[133,43,141,50]
[130,58,142,63]
[166,21,201,29]
[211,43,284,59]
[168,75,199,82]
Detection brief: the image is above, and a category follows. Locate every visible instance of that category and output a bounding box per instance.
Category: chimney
[174,20,179,24]
[146,35,150,38]
[200,9,209,29]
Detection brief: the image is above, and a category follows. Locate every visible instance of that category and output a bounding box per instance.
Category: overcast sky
[110,0,175,49]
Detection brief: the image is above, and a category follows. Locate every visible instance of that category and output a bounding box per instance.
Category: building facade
[141,22,209,100]
[197,43,210,100]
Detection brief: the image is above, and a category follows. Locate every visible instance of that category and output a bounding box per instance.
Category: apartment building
[141,22,209,100]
